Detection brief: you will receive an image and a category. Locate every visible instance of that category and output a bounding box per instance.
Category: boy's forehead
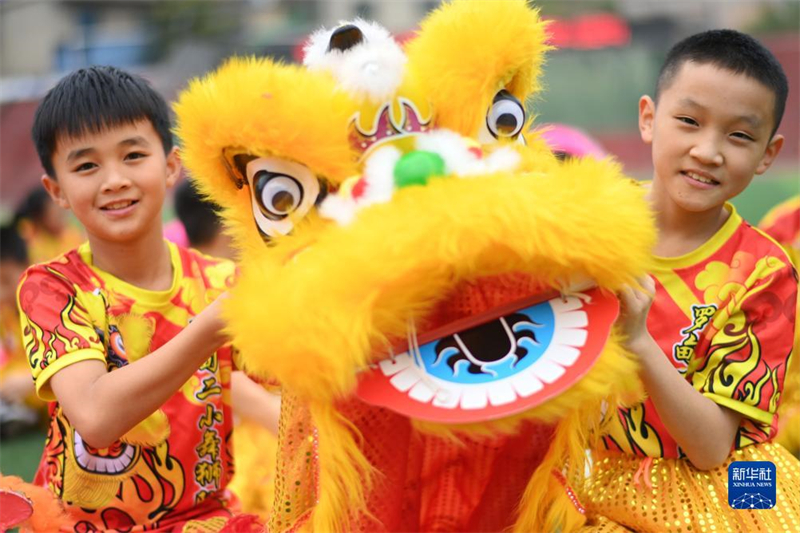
[53,119,156,156]
[660,61,776,124]
[667,61,763,93]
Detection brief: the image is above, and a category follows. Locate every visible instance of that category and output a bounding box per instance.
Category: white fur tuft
[361,145,401,203]
[318,134,522,226]
[319,145,401,225]
[482,147,521,174]
[317,194,358,226]
[303,19,406,102]
[414,130,521,177]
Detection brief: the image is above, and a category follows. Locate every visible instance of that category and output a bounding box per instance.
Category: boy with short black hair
[0,223,41,435]
[584,29,800,532]
[14,186,83,264]
[19,65,241,531]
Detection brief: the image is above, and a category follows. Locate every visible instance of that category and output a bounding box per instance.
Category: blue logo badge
[728,461,776,509]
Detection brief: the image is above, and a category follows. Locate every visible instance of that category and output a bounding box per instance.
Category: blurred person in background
[535,122,609,161]
[173,178,280,520]
[172,179,234,260]
[759,195,800,266]
[0,224,44,438]
[14,187,83,265]
[759,195,800,457]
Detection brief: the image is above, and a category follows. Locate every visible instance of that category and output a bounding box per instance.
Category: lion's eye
[486,90,525,140]
[245,158,322,239]
[254,172,304,220]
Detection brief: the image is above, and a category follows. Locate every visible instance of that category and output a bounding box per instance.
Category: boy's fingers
[618,286,637,310]
[638,274,656,294]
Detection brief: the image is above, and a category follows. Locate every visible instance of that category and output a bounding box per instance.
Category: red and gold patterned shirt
[17,241,238,532]
[603,204,798,458]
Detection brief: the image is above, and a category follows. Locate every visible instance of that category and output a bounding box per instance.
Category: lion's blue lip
[354,287,620,424]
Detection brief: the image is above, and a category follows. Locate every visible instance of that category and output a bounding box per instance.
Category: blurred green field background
[732,170,798,224]
[1,430,44,481]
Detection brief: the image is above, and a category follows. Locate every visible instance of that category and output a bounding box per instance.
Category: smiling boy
[583,30,800,533]
[18,66,241,532]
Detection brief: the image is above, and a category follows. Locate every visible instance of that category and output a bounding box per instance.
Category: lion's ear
[174,57,358,253]
[406,0,550,139]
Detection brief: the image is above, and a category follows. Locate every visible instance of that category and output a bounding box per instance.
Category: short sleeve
[17,265,107,401]
[692,258,797,428]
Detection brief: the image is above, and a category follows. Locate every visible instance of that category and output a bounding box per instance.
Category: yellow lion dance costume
[176,1,655,531]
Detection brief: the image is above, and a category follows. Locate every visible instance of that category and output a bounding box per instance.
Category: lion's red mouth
[407,273,558,349]
[357,273,619,423]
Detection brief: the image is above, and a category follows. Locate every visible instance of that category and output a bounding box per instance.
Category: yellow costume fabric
[583,443,800,533]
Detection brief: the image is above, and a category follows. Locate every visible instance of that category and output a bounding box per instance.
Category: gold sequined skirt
[581,442,800,533]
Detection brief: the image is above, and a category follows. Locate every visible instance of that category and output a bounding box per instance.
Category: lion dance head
[176,1,654,531]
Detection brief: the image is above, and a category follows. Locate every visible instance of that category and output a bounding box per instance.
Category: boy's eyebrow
[678,98,762,128]
[734,114,762,129]
[66,137,151,162]
[66,147,96,162]
[118,136,151,148]
[679,97,704,109]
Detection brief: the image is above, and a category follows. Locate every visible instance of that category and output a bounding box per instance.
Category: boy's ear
[165,147,182,188]
[41,174,69,209]
[755,134,784,176]
[638,96,655,145]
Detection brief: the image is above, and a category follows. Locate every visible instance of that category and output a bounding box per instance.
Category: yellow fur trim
[116,313,154,362]
[308,402,375,533]
[62,442,137,509]
[228,156,655,401]
[407,0,551,138]
[514,411,591,533]
[515,134,566,172]
[513,337,644,532]
[174,56,358,256]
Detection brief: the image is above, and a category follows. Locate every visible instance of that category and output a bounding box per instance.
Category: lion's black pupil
[496,113,518,134]
[272,190,295,212]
